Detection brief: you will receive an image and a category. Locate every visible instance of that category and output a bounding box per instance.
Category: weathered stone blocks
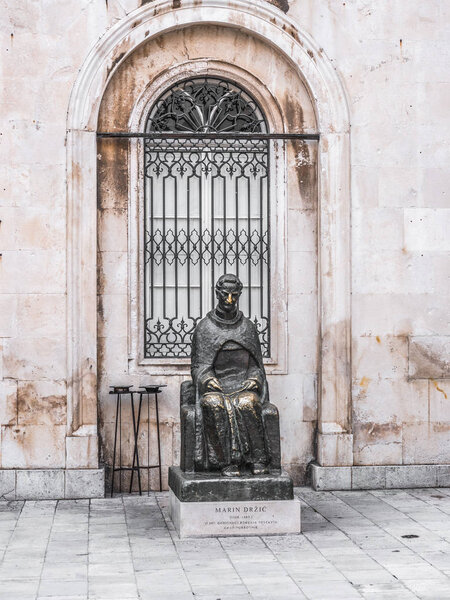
[385,465,437,489]
[409,336,450,379]
[16,469,65,500]
[402,423,450,464]
[353,422,403,466]
[317,433,353,467]
[0,470,15,500]
[352,466,386,490]
[3,337,66,380]
[0,380,17,426]
[404,208,450,252]
[312,465,352,491]
[353,335,408,381]
[1,424,65,468]
[65,469,105,499]
[16,294,66,339]
[0,468,105,500]
[66,436,98,469]
[312,464,449,491]
[17,380,66,426]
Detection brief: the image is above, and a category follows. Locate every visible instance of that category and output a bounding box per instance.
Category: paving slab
[0,488,450,599]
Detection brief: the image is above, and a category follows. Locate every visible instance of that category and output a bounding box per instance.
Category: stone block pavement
[1,488,450,600]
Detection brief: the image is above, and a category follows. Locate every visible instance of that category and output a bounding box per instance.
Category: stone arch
[66,0,352,468]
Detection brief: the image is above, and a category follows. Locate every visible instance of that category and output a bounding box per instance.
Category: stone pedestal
[168,467,301,538]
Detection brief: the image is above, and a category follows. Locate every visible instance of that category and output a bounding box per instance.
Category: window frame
[127,61,287,375]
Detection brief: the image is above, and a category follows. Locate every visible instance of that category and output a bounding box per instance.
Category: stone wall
[0,0,448,497]
[289,0,450,469]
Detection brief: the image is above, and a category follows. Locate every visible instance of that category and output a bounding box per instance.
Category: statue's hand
[242,379,259,392]
[206,377,223,392]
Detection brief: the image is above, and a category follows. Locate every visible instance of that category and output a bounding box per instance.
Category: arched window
[143,77,271,358]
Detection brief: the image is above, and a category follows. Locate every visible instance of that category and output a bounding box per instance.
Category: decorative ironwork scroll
[144,78,271,358]
[146,78,266,134]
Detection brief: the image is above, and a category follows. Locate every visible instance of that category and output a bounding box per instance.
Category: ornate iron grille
[144,78,270,358]
[146,77,266,134]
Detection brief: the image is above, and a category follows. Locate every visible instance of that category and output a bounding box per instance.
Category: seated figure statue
[180,274,281,477]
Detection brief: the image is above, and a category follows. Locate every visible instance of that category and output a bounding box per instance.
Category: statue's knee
[237,391,259,410]
[201,394,224,410]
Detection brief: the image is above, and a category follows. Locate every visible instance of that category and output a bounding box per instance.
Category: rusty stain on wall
[358,422,402,439]
[353,421,402,465]
[17,383,66,426]
[432,380,448,400]
[106,52,126,81]
[409,336,450,380]
[289,140,317,211]
[359,376,370,390]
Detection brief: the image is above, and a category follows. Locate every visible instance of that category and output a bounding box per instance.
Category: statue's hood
[192,310,264,372]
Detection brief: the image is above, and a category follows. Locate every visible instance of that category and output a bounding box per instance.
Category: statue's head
[215,274,243,314]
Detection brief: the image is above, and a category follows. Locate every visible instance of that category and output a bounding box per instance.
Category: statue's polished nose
[226,293,233,304]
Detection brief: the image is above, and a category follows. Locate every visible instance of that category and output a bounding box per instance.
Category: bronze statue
[180,274,281,477]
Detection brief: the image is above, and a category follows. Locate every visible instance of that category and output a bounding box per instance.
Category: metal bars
[97,132,319,140]
[143,136,270,358]
[139,77,273,359]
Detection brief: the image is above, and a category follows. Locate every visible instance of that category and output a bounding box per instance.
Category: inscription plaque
[169,490,301,538]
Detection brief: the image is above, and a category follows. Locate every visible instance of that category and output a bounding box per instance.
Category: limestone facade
[0,0,449,498]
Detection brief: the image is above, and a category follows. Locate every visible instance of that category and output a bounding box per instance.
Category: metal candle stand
[110,384,166,496]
